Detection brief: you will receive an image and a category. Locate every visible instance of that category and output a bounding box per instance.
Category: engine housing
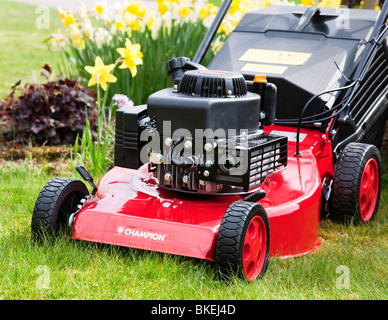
[114,66,288,194]
[147,70,261,138]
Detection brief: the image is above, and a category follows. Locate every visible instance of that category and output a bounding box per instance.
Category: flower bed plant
[0,65,97,147]
[48,0,299,105]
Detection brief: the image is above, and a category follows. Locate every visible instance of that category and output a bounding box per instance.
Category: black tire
[330,143,382,225]
[31,177,89,241]
[215,201,270,281]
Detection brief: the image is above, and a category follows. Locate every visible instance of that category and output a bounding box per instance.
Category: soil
[0,144,70,161]
[0,143,72,175]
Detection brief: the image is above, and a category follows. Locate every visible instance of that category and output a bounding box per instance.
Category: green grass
[0,0,62,99]
[0,161,387,299]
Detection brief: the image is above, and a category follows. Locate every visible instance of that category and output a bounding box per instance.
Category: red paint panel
[73,126,333,260]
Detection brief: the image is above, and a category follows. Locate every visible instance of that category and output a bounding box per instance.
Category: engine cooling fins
[178,70,247,98]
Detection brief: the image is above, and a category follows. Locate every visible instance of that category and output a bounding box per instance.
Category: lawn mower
[31,1,388,281]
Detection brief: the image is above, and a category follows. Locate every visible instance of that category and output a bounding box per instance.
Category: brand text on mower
[117,226,167,242]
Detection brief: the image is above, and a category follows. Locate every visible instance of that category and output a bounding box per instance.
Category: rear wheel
[31,177,89,241]
[215,201,270,281]
[330,143,382,224]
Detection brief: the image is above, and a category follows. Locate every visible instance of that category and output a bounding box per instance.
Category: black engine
[114,59,288,194]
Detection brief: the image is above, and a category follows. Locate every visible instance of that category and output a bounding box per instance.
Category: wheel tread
[31,177,88,241]
[330,142,382,224]
[215,201,270,281]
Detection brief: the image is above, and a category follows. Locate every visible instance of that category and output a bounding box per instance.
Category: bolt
[165,138,173,147]
[205,160,213,167]
[164,173,172,182]
[151,153,164,164]
[184,140,192,149]
[204,143,213,152]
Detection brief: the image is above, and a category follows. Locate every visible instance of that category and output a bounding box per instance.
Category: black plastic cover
[114,104,147,169]
[147,88,260,137]
[179,70,247,97]
[208,6,380,120]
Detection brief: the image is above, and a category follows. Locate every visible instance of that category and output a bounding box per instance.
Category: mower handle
[192,0,233,64]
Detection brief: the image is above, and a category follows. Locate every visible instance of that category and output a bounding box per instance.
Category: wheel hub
[243,216,267,281]
[359,158,379,222]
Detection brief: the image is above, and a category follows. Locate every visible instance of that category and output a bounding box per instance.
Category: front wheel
[31,177,89,241]
[215,201,270,281]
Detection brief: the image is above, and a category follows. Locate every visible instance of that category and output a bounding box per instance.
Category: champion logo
[117,226,125,235]
[117,226,167,242]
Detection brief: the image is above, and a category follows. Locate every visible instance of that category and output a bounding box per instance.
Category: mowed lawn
[0,0,387,300]
[0,162,387,300]
[0,0,62,99]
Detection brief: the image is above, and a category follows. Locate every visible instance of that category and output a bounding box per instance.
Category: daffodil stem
[97,84,103,147]
[102,84,110,120]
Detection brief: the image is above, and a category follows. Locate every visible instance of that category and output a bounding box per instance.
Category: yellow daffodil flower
[158,3,168,16]
[117,38,143,77]
[95,5,104,15]
[126,2,147,18]
[116,20,125,31]
[178,6,191,19]
[59,8,76,27]
[145,12,156,29]
[229,0,241,16]
[64,14,76,27]
[70,26,85,49]
[199,3,217,20]
[85,56,117,91]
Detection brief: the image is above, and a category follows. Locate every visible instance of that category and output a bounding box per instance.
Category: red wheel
[359,158,379,222]
[243,215,268,281]
[216,201,270,281]
[331,143,382,224]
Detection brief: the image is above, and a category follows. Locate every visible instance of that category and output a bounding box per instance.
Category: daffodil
[126,1,147,18]
[79,3,89,20]
[116,20,125,31]
[59,8,76,27]
[50,31,66,50]
[85,56,117,91]
[94,27,112,49]
[117,38,143,77]
[211,36,224,54]
[199,3,217,20]
[178,6,191,19]
[145,12,156,29]
[70,26,85,49]
[95,5,104,15]
[158,3,169,16]
[229,0,241,16]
